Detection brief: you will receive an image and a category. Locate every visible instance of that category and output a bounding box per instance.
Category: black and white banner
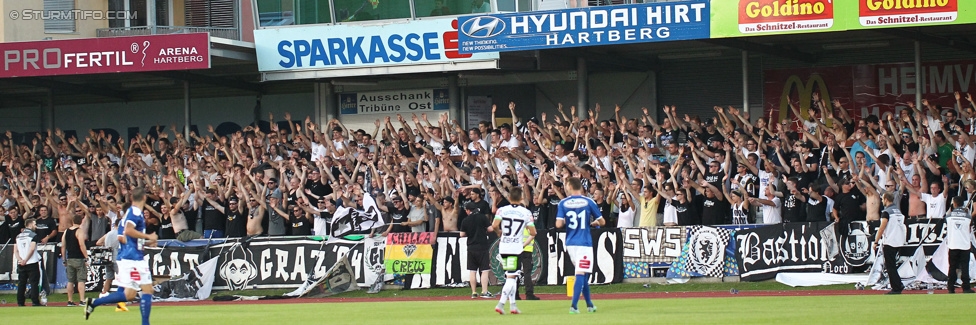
[621,227,685,265]
[145,238,366,290]
[16,229,625,292]
[153,257,218,301]
[1,243,58,290]
[737,219,945,282]
[330,194,385,239]
[736,222,847,281]
[544,228,624,285]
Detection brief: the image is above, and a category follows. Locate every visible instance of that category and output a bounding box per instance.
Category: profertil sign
[0,33,210,78]
[737,0,834,34]
[859,0,958,27]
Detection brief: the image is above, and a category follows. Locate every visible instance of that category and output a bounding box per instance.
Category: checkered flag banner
[667,226,732,278]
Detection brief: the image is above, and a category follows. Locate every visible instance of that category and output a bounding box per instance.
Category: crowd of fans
[1,92,974,245]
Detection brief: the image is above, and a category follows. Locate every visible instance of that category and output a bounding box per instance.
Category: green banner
[711,0,976,38]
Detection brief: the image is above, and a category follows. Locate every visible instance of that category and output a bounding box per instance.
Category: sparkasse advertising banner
[456,0,710,54]
[254,17,499,72]
[339,88,450,115]
[0,33,210,78]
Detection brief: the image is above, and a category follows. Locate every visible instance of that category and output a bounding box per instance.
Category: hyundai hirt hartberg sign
[456,0,710,53]
[254,18,499,73]
[0,33,210,78]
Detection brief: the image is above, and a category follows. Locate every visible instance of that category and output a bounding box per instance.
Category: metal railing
[96,26,240,40]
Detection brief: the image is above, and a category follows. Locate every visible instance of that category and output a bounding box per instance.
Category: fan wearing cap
[382,196,411,235]
[223,196,247,238]
[696,118,723,145]
[266,190,288,236]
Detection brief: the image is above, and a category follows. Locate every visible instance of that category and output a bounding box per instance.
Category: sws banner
[456,0,710,53]
[621,227,685,278]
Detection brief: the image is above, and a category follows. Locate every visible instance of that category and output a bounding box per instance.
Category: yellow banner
[385,244,434,260]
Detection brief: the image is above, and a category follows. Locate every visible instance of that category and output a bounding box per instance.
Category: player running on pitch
[491,188,536,315]
[556,178,604,314]
[86,188,157,325]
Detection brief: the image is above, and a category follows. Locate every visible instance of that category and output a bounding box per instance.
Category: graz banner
[145,238,366,290]
[763,59,976,124]
[385,232,436,275]
[544,228,623,285]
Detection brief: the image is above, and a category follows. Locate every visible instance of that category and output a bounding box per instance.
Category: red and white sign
[859,0,958,27]
[738,0,834,34]
[0,33,210,78]
[763,59,976,123]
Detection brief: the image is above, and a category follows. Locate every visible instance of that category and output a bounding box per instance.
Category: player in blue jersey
[555,178,604,314]
[86,188,157,325]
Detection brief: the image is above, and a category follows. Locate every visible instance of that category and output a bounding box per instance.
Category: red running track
[20,289,931,308]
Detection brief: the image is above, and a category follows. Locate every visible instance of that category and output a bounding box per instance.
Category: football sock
[581,277,593,308]
[505,277,517,309]
[571,274,585,309]
[93,287,127,307]
[140,293,152,325]
[500,277,516,306]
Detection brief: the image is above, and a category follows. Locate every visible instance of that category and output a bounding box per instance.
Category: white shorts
[566,246,593,274]
[115,258,152,290]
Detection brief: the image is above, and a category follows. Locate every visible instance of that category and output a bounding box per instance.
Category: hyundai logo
[460,16,506,38]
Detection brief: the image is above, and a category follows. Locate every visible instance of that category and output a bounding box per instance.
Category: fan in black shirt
[287,205,313,236]
[224,197,248,238]
[692,179,729,226]
[384,197,412,234]
[781,176,807,223]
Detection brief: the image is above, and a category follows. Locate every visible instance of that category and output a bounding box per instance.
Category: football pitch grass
[1,293,973,324]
